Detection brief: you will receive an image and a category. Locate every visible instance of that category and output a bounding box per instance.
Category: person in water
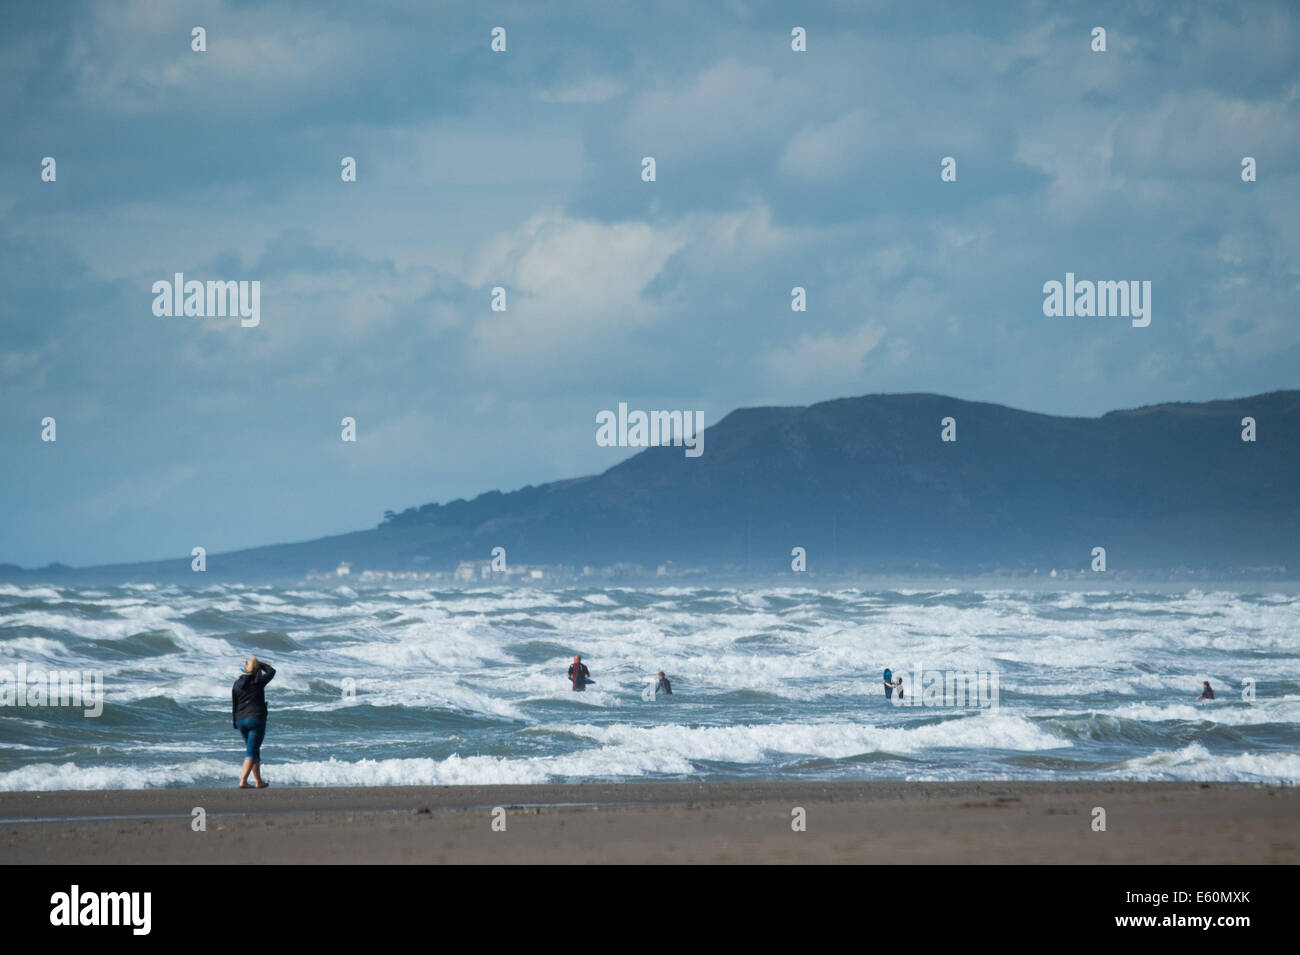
[232,656,276,788]
[893,675,904,701]
[654,671,672,696]
[1196,681,1215,701]
[568,655,590,691]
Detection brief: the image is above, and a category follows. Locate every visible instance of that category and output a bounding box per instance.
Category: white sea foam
[0,585,64,600]
[1102,698,1300,726]
[1,583,1296,789]
[0,636,74,661]
[1111,743,1300,783]
[554,713,1063,762]
[0,607,186,641]
[0,758,232,791]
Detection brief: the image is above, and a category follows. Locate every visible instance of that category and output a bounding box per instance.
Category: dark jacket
[568,662,590,691]
[232,663,276,726]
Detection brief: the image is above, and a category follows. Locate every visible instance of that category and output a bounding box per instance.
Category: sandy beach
[1,781,1294,864]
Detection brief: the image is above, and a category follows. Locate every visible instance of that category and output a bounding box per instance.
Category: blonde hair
[243,657,260,674]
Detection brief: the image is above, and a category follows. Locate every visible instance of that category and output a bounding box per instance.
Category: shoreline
[1,780,1294,864]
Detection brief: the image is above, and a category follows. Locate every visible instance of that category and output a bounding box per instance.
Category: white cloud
[372,125,586,187]
[536,76,622,104]
[466,212,686,366]
[622,58,799,159]
[685,203,802,265]
[764,323,886,386]
[779,109,875,181]
[62,0,379,115]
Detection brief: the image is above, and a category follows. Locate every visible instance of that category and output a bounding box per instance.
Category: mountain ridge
[5,390,1297,582]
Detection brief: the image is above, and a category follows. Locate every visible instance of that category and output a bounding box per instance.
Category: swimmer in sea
[568,654,590,692]
[1196,680,1215,701]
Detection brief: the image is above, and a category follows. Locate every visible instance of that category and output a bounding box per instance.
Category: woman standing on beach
[232,657,276,789]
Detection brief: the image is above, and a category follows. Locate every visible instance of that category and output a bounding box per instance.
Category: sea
[1,581,1297,790]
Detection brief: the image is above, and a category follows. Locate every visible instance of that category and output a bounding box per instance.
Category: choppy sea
[1,582,1297,789]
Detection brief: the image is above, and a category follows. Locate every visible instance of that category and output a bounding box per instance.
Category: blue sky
[2,0,1297,566]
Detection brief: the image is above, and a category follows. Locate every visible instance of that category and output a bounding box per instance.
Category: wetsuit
[655,677,672,696]
[568,662,590,691]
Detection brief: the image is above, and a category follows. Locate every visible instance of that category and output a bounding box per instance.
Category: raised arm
[255,663,276,686]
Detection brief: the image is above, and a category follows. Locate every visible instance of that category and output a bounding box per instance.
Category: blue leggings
[236,716,267,762]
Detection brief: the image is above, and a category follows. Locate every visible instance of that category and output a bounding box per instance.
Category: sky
[1,0,1297,567]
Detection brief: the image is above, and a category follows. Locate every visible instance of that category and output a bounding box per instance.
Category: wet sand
[0,781,1295,864]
